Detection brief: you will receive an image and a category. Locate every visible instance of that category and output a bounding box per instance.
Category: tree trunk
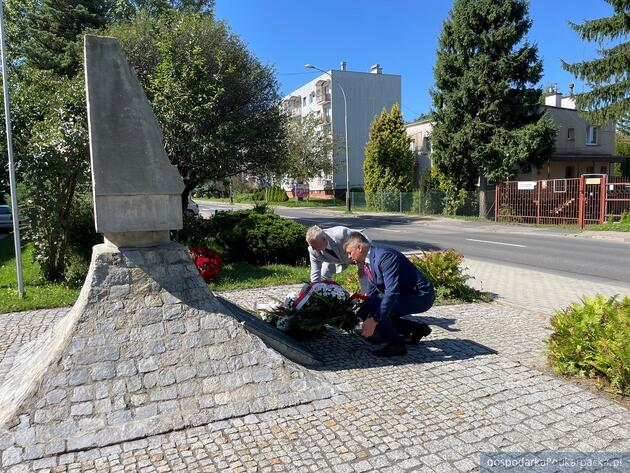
[181,188,190,215]
[478,175,488,218]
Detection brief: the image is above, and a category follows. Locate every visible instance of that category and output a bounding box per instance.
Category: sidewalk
[3,287,629,472]
[463,257,630,314]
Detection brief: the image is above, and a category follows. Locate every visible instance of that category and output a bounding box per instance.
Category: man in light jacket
[306,225,368,292]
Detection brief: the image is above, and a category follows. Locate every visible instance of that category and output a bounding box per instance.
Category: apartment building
[282,62,401,197]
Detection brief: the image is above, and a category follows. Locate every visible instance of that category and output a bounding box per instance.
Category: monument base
[0,243,335,465]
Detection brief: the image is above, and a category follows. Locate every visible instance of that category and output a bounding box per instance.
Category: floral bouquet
[255,280,368,339]
[188,245,222,282]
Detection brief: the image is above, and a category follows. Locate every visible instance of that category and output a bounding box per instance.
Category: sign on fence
[517,181,537,190]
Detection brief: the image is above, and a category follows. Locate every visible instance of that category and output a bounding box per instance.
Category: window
[586,166,594,174]
[586,125,598,145]
[410,141,416,152]
[565,166,574,178]
[423,136,431,152]
[302,97,306,107]
[600,166,608,174]
[567,128,575,140]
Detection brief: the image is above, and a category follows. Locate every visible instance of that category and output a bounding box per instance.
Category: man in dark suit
[344,232,434,357]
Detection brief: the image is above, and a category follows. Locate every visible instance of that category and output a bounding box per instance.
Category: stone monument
[0,36,335,468]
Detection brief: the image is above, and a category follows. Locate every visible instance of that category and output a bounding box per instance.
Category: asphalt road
[198,202,630,286]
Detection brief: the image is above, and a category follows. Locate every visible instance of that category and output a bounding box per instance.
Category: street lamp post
[0,0,24,297]
[304,64,351,212]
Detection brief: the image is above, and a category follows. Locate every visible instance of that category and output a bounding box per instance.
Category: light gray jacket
[308,226,369,288]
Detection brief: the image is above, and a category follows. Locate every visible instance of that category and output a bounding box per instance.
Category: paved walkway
[462,257,630,314]
[1,284,629,472]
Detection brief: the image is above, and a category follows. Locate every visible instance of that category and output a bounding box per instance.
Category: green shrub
[334,249,489,303]
[267,186,288,202]
[172,214,224,257]
[64,195,103,286]
[408,249,488,302]
[333,267,361,294]
[64,252,90,287]
[208,210,306,265]
[548,294,630,395]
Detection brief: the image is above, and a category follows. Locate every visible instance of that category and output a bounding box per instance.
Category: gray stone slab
[216,296,322,367]
[0,244,336,463]
[84,35,184,237]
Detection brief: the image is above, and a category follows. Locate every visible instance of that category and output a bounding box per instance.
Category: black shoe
[408,324,432,345]
[372,342,407,357]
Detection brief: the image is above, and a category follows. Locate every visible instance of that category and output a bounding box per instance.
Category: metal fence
[495,176,630,227]
[348,190,493,217]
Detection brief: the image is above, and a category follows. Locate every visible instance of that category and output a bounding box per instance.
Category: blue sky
[214,0,614,122]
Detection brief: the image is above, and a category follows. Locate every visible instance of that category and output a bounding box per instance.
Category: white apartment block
[282,62,401,197]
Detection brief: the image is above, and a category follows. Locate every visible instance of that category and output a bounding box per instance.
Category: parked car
[186,198,199,217]
[0,204,13,233]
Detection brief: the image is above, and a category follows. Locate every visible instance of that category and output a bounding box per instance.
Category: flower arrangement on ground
[255,280,367,339]
[188,245,222,282]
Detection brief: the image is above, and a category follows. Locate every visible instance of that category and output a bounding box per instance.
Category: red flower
[189,246,222,282]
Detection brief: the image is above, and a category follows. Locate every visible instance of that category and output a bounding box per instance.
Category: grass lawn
[0,235,79,313]
[197,197,345,210]
[210,262,310,292]
[586,216,630,232]
[271,198,344,209]
[1,234,490,312]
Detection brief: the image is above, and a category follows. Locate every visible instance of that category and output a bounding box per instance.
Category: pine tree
[363,104,415,210]
[431,0,556,192]
[24,0,113,76]
[562,0,629,128]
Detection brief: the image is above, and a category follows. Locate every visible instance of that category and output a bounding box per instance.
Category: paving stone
[2,276,630,472]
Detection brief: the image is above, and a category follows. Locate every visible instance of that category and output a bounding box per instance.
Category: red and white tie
[364,263,375,283]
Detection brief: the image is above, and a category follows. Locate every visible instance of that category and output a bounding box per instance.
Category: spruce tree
[24,0,112,76]
[431,0,556,192]
[363,104,415,210]
[562,0,629,129]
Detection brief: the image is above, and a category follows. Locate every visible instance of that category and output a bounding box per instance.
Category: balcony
[316,92,331,104]
[282,95,302,115]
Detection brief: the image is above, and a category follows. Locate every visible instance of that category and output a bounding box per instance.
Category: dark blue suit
[361,245,435,343]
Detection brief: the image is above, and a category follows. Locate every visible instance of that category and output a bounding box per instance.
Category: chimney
[544,89,562,107]
[568,83,575,96]
[369,64,382,74]
[340,61,347,71]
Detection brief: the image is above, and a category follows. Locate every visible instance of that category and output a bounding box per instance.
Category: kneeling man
[344,232,434,357]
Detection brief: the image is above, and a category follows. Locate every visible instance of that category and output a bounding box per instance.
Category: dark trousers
[375,291,435,344]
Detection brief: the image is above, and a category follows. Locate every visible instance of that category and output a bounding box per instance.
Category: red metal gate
[495,176,630,227]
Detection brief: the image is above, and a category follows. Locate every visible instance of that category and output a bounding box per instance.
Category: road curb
[566,232,630,243]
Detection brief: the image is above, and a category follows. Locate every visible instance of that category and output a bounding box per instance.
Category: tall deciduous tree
[561,0,629,129]
[431,0,556,195]
[285,114,334,184]
[363,104,415,210]
[10,70,91,280]
[107,12,288,206]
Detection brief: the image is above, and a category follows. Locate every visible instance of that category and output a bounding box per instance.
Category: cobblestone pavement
[2,285,629,472]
